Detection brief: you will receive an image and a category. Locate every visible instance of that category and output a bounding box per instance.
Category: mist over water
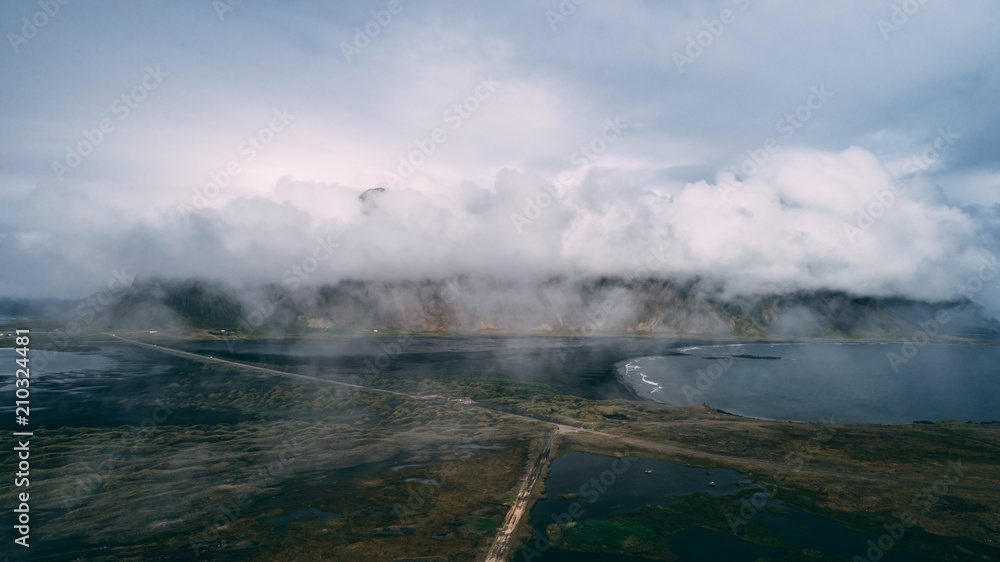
[619,342,1000,424]
[172,336,690,399]
[8,337,682,430]
[18,338,999,427]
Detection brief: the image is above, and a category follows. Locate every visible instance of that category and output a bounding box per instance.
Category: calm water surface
[618,342,1000,423]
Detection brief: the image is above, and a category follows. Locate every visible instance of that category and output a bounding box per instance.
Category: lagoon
[618,342,1000,423]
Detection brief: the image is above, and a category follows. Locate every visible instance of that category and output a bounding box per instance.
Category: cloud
[1,2,999,316]
[2,145,997,320]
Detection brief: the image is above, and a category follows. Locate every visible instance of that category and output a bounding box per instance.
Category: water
[263,508,340,535]
[0,345,254,427]
[4,336,686,428]
[618,342,1000,423]
[522,452,752,562]
[667,527,785,562]
[521,453,940,561]
[171,336,693,399]
[528,452,750,524]
[18,338,999,427]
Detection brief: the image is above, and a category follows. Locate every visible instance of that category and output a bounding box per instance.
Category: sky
[1,0,999,313]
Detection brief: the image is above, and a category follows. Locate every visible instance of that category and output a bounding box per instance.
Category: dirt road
[483,426,567,562]
[110,335,1000,562]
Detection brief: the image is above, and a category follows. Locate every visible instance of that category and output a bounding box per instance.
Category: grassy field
[1,338,998,560]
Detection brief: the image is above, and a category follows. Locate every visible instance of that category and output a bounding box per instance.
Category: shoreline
[611,343,1000,425]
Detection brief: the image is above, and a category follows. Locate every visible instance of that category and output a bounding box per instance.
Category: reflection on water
[16,338,999,427]
[530,452,748,522]
[172,336,693,400]
[620,342,1000,423]
[522,452,757,562]
[5,336,688,428]
[0,349,115,392]
[0,345,252,426]
[263,508,340,535]
[523,453,940,561]
[668,527,784,562]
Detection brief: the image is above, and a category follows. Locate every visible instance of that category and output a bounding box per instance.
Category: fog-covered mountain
[38,276,1000,340]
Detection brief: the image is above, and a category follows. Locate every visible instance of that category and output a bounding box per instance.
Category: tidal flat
[0,335,998,560]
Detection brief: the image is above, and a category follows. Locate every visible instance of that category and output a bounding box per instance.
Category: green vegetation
[538,434,1000,561]
[3,338,999,561]
[560,519,656,550]
[471,518,501,531]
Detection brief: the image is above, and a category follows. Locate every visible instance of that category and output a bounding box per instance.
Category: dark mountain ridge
[22,276,1000,340]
